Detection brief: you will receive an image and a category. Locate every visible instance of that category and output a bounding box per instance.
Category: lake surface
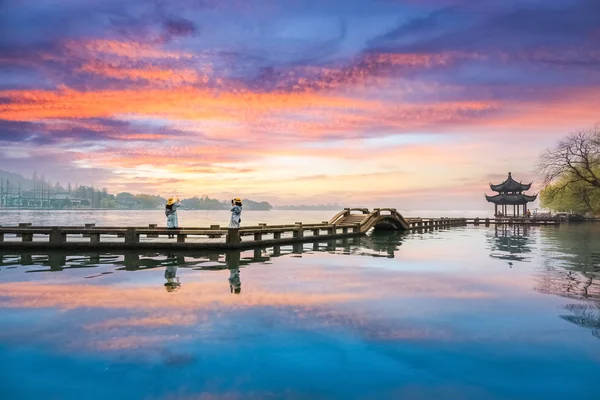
[1,219,599,399]
[0,209,495,227]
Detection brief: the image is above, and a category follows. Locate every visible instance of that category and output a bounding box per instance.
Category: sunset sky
[0,0,598,209]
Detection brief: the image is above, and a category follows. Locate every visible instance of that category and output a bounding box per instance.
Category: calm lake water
[0,209,495,227]
[1,213,599,399]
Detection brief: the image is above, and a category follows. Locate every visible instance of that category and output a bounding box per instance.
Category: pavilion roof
[489,172,532,193]
[485,193,537,205]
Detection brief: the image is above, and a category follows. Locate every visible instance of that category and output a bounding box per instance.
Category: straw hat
[166,197,175,205]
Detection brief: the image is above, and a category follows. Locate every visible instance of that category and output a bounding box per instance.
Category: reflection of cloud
[0,281,367,311]
[0,266,513,353]
[89,335,187,350]
[85,314,199,329]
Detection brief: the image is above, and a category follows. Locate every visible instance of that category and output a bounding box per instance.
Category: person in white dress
[229,197,242,228]
[165,197,181,238]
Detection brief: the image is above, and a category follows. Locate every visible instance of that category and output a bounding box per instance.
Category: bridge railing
[0,221,365,248]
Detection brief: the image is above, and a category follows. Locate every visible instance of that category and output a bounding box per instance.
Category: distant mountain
[273,203,346,210]
[0,169,34,190]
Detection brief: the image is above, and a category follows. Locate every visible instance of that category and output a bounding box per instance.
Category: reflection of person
[226,251,241,294]
[229,198,242,228]
[229,268,241,294]
[165,197,181,239]
[164,264,181,292]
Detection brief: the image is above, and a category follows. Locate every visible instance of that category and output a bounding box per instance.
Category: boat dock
[0,208,561,250]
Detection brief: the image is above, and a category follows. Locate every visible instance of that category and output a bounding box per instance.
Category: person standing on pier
[165,197,181,238]
[229,198,242,229]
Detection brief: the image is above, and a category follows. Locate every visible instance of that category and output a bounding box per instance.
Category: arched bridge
[328,208,410,233]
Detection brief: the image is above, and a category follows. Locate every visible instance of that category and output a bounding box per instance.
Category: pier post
[485,218,490,226]
[83,223,95,238]
[254,232,262,241]
[227,228,240,244]
[293,222,304,239]
[274,231,282,240]
[353,223,360,233]
[21,230,33,242]
[49,227,66,245]
[273,245,281,256]
[293,243,303,254]
[474,217,479,225]
[17,223,31,238]
[148,224,158,238]
[327,224,336,235]
[208,225,221,238]
[177,233,186,243]
[124,228,139,245]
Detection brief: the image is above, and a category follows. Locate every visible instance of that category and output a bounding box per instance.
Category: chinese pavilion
[485,172,537,217]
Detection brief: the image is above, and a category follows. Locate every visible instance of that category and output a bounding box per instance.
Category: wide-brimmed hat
[233,197,242,203]
[166,197,175,205]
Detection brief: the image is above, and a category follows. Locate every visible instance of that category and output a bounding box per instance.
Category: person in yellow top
[165,197,181,238]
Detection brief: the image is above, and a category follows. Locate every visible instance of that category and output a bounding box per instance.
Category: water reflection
[0,231,406,273]
[226,251,241,294]
[560,302,600,340]
[488,225,534,263]
[535,224,600,341]
[2,226,600,399]
[164,262,180,293]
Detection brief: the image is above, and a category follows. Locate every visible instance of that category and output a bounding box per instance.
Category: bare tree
[536,124,600,189]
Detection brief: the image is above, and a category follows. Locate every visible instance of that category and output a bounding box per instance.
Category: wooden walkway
[0,208,560,251]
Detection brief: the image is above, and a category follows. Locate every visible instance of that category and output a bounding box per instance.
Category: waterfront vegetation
[0,170,275,210]
[538,125,600,216]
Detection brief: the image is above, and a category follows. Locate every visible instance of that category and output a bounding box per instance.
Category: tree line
[0,171,273,210]
[537,124,600,216]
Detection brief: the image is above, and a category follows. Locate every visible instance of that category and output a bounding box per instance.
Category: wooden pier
[0,208,560,251]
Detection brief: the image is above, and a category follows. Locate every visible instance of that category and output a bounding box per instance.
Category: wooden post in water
[293,222,303,238]
[17,223,31,238]
[148,224,158,238]
[49,227,66,245]
[208,225,221,238]
[124,228,139,245]
[227,228,240,244]
[83,223,95,238]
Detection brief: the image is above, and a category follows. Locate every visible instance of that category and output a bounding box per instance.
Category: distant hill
[273,203,346,210]
[0,169,34,190]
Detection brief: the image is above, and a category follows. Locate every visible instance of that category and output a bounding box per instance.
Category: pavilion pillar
[495,204,498,216]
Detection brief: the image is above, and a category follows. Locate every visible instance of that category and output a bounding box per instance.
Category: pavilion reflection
[487,225,534,263]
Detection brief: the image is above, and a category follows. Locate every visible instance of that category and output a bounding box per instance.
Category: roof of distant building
[489,172,532,193]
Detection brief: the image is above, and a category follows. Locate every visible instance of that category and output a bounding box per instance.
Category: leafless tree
[536,124,600,189]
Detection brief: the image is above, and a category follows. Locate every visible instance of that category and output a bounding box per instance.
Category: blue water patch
[1,225,600,399]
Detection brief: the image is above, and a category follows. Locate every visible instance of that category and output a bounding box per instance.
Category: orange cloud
[78,62,203,85]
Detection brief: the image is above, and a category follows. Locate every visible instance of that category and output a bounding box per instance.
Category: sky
[0,0,599,209]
